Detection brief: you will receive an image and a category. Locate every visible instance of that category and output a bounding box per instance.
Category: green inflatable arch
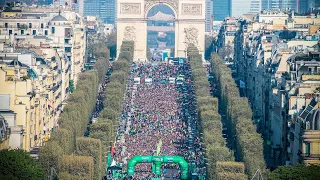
[127,156,189,179]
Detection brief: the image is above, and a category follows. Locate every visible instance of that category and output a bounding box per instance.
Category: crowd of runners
[112,62,206,179]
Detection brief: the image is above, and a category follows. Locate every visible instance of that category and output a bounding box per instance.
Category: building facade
[213,0,230,21]
[0,7,87,151]
[205,0,213,32]
[219,10,320,167]
[79,0,116,24]
[231,0,261,18]
[260,0,316,13]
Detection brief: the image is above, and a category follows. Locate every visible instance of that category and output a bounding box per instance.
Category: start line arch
[117,0,205,61]
[127,156,189,179]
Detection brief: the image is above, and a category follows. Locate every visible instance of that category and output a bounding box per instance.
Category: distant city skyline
[0,0,319,25]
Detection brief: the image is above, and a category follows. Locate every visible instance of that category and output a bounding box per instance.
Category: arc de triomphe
[116,0,205,61]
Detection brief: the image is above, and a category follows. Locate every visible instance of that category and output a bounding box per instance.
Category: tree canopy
[0,149,45,180]
[269,165,320,180]
[187,45,242,179]
[211,53,267,178]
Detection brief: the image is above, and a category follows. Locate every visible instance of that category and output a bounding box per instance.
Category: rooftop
[3,10,22,12]
[51,15,67,22]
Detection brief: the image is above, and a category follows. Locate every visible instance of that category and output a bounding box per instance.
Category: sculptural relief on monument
[120,3,141,14]
[182,4,202,15]
[123,26,136,41]
[184,26,199,46]
[145,0,179,14]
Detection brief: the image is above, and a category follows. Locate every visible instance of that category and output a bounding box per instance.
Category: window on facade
[44,30,48,35]
[5,23,8,28]
[305,143,310,155]
[17,23,20,28]
[51,27,55,34]
[29,23,32,28]
[21,30,24,35]
[33,30,36,35]
[65,47,71,53]
[8,30,12,35]
[41,23,44,28]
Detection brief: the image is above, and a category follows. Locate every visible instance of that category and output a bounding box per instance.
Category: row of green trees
[210,54,267,178]
[269,165,320,179]
[39,38,112,180]
[90,41,134,169]
[87,32,117,59]
[0,149,45,179]
[39,70,101,179]
[187,45,246,179]
[39,70,101,180]
[215,161,247,180]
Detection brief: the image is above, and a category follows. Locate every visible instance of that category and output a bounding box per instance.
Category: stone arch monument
[117,0,205,61]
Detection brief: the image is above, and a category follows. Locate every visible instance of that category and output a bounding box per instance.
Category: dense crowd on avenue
[113,62,206,179]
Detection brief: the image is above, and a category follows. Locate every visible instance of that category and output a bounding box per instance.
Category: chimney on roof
[292,10,294,19]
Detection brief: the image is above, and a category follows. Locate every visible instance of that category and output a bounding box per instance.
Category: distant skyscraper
[79,0,116,24]
[231,0,261,18]
[101,0,116,24]
[281,0,298,11]
[316,0,320,8]
[299,0,309,13]
[205,0,213,32]
[213,0,230,21]
[298,0,318,13]
[261,0,306,12]
[36,0,54,5]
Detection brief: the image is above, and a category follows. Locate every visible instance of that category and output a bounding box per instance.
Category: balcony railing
[300,153,320,158]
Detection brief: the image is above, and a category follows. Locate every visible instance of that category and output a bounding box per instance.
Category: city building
[79,0,116,24]
[261,0,320,13]
[219,10,320,167]
[261,0,298,12]
[53,0,73,7]
[216,17,240,61]
[101,0,116,24]
[281,0,298,11]
[298,0,314,13]
[205,0,213,32]
[0,6,87,151]
[231,0,261,18]
[212,0,230,21]
[258,10,289,24]
[104,24,115,35]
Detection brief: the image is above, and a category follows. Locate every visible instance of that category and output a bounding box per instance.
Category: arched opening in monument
[146,4,175,61]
